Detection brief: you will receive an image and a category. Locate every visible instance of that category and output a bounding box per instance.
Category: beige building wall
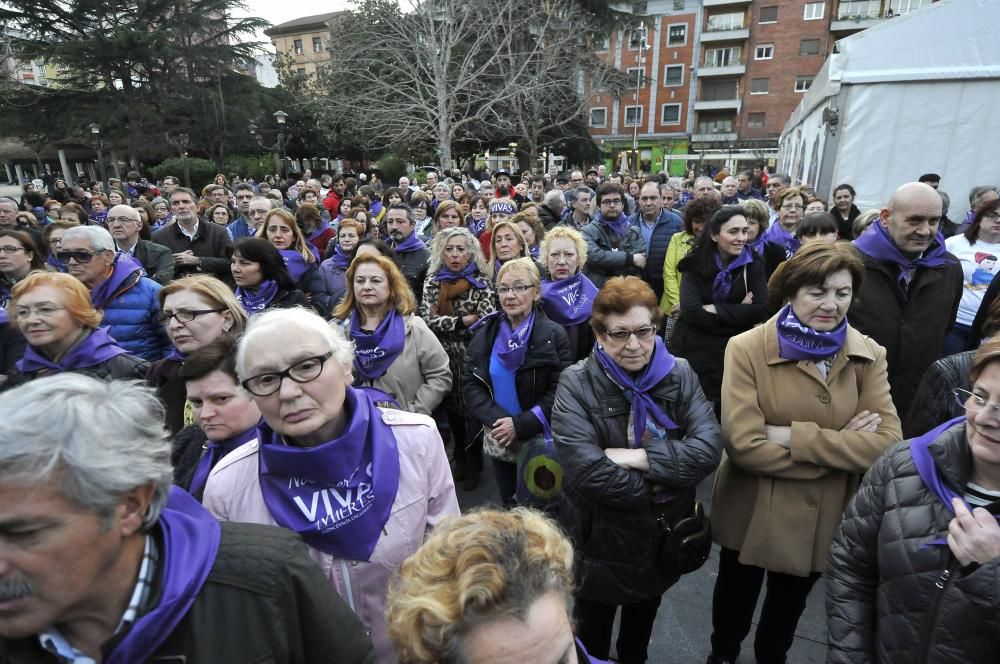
[271,29,331,78]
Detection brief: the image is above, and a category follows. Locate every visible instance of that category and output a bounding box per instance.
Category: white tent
[778,0,1000,211]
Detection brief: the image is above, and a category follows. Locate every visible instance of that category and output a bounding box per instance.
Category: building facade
[265,12,344,79]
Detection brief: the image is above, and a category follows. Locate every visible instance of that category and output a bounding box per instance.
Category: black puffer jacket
[0,522,375,663]
[826,425,1000,663]
[464,309,572,441]
[551,354,723,604]
[903,351,973,438]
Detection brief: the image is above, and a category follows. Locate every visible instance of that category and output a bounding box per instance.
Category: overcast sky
[242,0,354,49]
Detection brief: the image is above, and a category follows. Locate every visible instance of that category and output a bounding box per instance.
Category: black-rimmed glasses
[158,308,226,326]
[241,352,334,397]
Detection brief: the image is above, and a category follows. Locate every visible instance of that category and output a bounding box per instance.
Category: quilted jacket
[826,425,1000,663]
[99,269,171,361]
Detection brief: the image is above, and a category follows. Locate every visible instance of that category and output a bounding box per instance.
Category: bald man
[108,204,175,284]
[849,182,963,421]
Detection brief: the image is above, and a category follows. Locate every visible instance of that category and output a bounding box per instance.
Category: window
[589,108,608,127]
[755,43,774,60]
[661,103,681,125]
[296,67,306,75]
[626,67,647,87]
[312,37,322,53]
[748,112,766,128]
[795,77,813,92]
[663,64,684,86]
[707,12,744,31]
[751,78,770,94]
[698,114,735,134]
[837,0,881,19]
[667,24,687,46]
[293,39,303,55]
[804,2,825,20]
[627,28,648,50]
[624,106,643,127]
[704,46,741,67]
[895,0,932,14]
[800,39,820,56]
[759,6,778,23]
[597,34,610,50]
[700,79,739,101]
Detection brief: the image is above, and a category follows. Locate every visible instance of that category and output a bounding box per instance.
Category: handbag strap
[530,405,554,451]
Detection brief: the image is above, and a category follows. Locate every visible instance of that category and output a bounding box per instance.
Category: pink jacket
[203,408,460,664]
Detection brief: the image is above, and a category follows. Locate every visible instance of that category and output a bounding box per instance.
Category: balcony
[691,132,738,142]
[831,1,888,31]
[704,0,751,5]
[698,62,746,77]
[700,27,749,42]
[694,99,740,111]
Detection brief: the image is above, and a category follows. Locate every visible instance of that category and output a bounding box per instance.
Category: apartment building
[265,12,344,79]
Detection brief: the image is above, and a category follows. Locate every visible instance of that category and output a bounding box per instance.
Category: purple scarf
[910,416,1000,545]
[351,308,406,381]
[529,244,540,259]
[307,219,332,243]
[474,309,535,371]
[750,231,768,256]
[17,327,127,373]
[165,347,186,362]
[763,222,800,257]
[712,247,754,302]
[432,263,487,289]
[357,385,403,409]
[328,243,352,270]
[853,222,951,292]
[188,423,260,495]
[105,487,220,664]
[594,336,679,447]
[47,253,67,272]
[540,272,597,326]
[88,211,108,226]
[467,215,487,237]
[236,279,279,314]
[256,387,400,560]
[392,231,427,254]
[775,304,847,361]
[599,213,630,238]
[279,248,310,282]
[90,252,144,309]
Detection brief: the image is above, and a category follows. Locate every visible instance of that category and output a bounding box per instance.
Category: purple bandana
[599,213,630,238]
[17,327,127,373]
[763,222,800,257]
[529,244,540,259]
[392,231,427,254]
[105,488,220,664]
[236,279,279,314]
[540,272,598,326]
[90,252,144,309]
[594,337,679,447]
[279,249,310,282]
[495,309,536,371]
[351,308,406,381]
[712,247,754,302]
[910,416,1000,545]
[188,422,260,495]
[467,215,487,237]
[433,263,487,289]
[307,219,332,243]
[256,387,401,560]
[165,347,186,362]
[328,242,352,270]
[775,304,847,361]
[853,222,951,293]
[750,231,768,255]
[47,253,67,272]
[357,385,402,409]
[88,211,108,226]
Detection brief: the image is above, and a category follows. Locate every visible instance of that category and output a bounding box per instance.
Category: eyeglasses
[0,245,26,255]
[55,249,107,264]
[954,388,1000,415]
[106,216,137,226]
[14,304,65,319]
[983,212,1000,223]
[158,308,225,325]
[497,284,534,296]
[241,352,334,397]
[601,198,624,206]
[780,204,805,211]
[603,325,657,343]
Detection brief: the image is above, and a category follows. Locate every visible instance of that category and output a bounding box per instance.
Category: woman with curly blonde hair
[387,508,607,663]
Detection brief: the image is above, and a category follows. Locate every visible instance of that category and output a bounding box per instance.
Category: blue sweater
[100,271,170,361]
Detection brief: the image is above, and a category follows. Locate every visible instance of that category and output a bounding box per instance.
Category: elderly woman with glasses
[827,337,1000,664]
[551,276,723,664]
[763,187,808,258]
[148,274,247,434]
[202,307,460,663]
[464,258,572,507]
[4,272,148,389]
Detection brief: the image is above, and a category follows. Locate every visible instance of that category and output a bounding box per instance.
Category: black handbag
[655,499,712,575]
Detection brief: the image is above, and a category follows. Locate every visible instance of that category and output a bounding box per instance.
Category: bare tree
[310,0,604,171]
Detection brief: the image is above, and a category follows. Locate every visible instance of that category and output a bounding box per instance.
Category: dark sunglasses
[55,249,107,264]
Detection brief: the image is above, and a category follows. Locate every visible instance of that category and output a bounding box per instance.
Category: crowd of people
[1,163,999,664]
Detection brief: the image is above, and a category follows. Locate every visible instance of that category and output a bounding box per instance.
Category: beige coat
[710,314,902,576]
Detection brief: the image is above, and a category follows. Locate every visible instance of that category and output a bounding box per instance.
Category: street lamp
[251,112,291,181]
[165,132,191,187]
[632,23,650,175]
[88,123,108,193]
[508,142,518,172]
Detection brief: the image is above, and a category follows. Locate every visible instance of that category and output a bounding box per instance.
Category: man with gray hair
[106,204,174,285]
[61,225,170,361]
[247,195,278,234]
[0,375,376,662]
[152,187,232,280]
[963,185,999,226]
[537,188,565,231]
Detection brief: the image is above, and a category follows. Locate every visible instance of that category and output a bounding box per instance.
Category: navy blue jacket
[100,270,171,361]
[628,209,682,300]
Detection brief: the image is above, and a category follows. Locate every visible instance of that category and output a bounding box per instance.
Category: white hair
[236,306,355,379]
[0,375,173,529]
[62,225,115,252]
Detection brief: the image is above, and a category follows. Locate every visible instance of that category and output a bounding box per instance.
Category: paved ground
[456,461,828,663]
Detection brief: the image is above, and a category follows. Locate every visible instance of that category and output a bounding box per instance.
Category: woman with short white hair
[202,307,460,663]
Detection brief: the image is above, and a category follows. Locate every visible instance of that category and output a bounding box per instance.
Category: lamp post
[508,141,518,173]
[250,111,290,182]
[165,132,191,187]
[88,123,108,193]
[632,23,649,175]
